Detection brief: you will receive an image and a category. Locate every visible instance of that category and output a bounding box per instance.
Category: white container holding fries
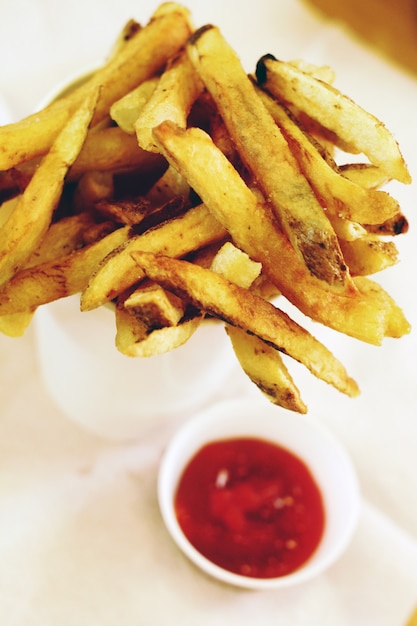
[35,295,235,441]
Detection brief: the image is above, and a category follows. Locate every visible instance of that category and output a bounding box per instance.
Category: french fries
[255,84,402,225]
[0,3,412,413]
[0,85,100,288]
[129,250,359,398]
[255,54,411,184]
[151,121,409,344]
[80,203,227,311]
[187,25,352,292]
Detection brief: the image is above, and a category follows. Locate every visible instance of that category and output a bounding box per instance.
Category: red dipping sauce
[174,437,325,579]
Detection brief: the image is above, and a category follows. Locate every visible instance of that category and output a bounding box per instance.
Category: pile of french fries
[0,2,411,413]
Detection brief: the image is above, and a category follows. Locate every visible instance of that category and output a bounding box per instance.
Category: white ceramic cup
[33,66,236,441]
[35,295,235,441]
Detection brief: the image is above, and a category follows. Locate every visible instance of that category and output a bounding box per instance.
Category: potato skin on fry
[130,250,359,398]
[256,54,411,184]
[226,325,308,414]
[187,25,351,292]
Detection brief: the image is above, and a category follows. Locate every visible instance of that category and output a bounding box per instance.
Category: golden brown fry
[106,19,142,61]
[256,55,411,184]
[339,236,398,276]
[353,276,409,339]
[110,77,159,134]
[115,301,202,357]
[0,4,192,169]
[209,242,306,412]
[209,241,262,288]
[188,26,352,291]
[0,311,34,337]
[96,199,152,226]
[1,126,167,198]
[256,85,402,225]
[0,86,100,288]
[130,250,359,397]
[124,281,185,327]
[80,203,227,311]
[226,325,307,413]
[25,212,99,267]
[135,49,204,152]
[365,213,409,236]
[0,226,130,315]
[339,163,391,189]
[152,120,410,344]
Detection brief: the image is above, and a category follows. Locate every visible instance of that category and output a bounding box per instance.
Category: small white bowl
[158,396,360,589]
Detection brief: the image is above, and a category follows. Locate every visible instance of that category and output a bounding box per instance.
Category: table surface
[1,1,417,625]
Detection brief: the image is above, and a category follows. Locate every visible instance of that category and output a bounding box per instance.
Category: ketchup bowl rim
[157,396,360,590]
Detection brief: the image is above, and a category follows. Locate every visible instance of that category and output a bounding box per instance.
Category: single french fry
[0,85,100,288]
[256,55,411,184]
[69,125,166,180]
[124,281,185,327]
[339,236,398,276]
[135,49,204,152]
[339,163,390,189]
[106,19,142,61]
[365,213,409,236]
[209,241,262,288]
[115,301,202,357]
[110,77,159,134]
[226,325,307,413]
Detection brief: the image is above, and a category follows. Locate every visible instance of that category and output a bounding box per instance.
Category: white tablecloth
[1,1,416,624]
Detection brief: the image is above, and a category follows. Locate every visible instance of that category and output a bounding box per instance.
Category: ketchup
[174,437,325,578]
